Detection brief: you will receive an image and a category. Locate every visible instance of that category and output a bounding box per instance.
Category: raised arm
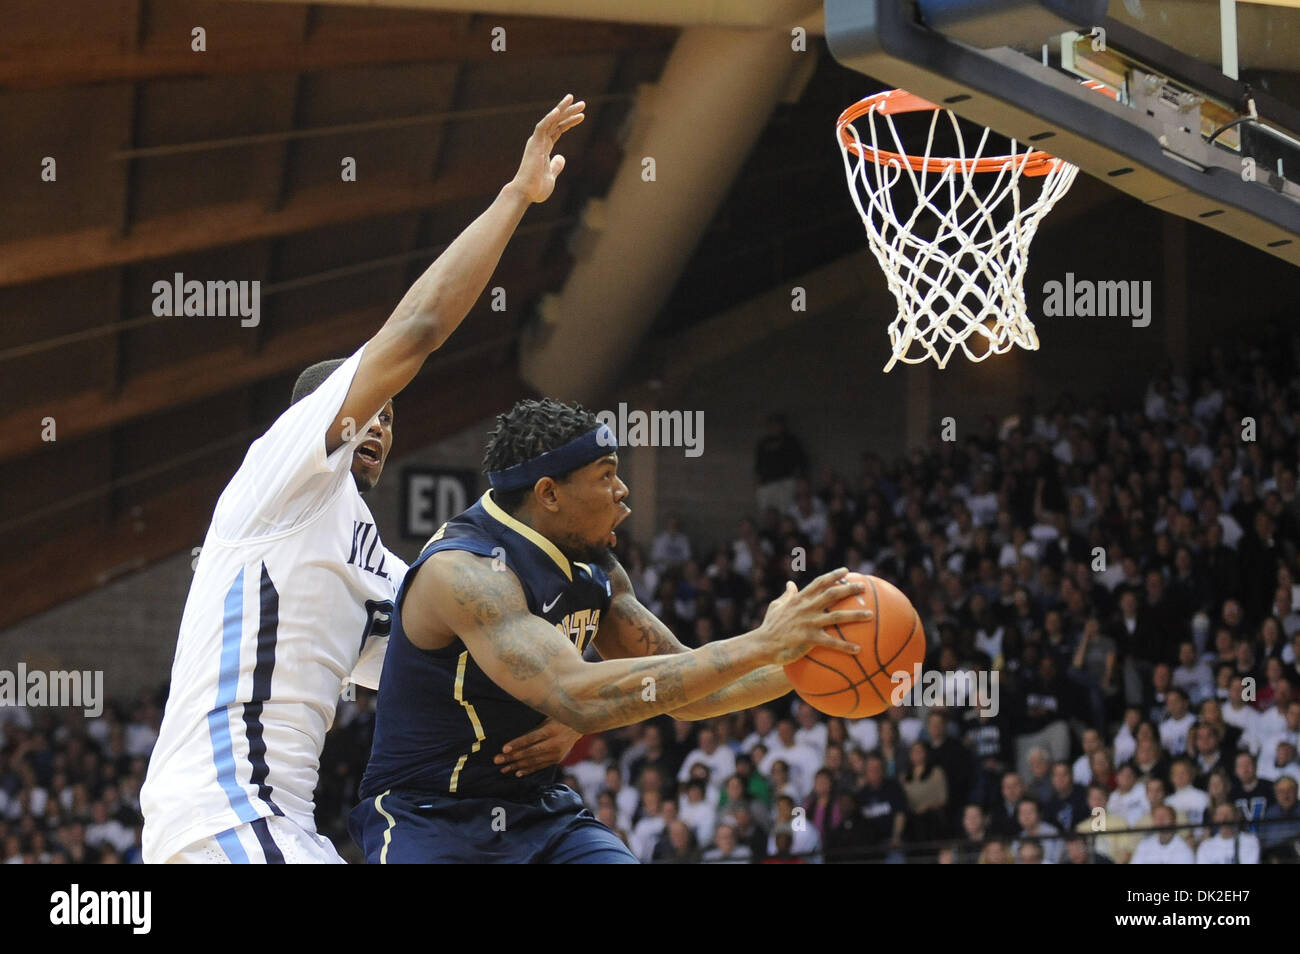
[405,550,870,735]
[326,95,586,452]
[594,558,797,720]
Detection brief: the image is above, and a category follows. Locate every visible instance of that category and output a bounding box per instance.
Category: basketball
[784,573,925,719]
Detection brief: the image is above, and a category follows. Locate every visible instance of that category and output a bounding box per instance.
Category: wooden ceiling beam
[0,264,564,462]
[0,18,675,89]
[0,161,515,287]
[0,144,617,287]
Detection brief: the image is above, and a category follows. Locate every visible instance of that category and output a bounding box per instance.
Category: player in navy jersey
[351,399,873,863]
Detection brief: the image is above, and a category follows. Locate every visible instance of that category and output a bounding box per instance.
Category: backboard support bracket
[825,0,1300,266]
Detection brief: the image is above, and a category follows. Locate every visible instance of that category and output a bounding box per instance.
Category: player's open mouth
[610,506,631,546]
[356,441,382,465]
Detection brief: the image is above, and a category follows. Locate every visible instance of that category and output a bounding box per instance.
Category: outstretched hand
[510,94,586,204]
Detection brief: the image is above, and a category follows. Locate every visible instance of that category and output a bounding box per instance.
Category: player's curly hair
[482,398,602,512]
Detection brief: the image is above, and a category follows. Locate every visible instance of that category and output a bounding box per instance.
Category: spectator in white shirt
[788,481,829,545]
[623,544,659,605]
[125,699,161,760]
[1271,587,1300,637]
[760,720,821,797]
[680,760,721,806]
[1285,631,1300,668]
[1259,739,1300,787]
[846,716,880,755]
[600,765,639,832]
[1257,699,1300,759]
[945,505,976,551]
[650,514,691,571]
[1112,707,1142,767]
[741,708,779,754]
[794,704,828,758]
[1222,677,1262,748]
[1165,758,1210,829]
[1073,729,1103,786]
[1096,542,1126,591]
[1028,512,1062,548]
[1191,378,1223,423]
[2,788,26,824]
[572,736,613,808]
[1159,689,1197,757]
[1013,799,1063,865]
[84,801,135,855]
[0,704,32,752]
[768,759,805,802]
[998,527,1040,569]
[884,705,925,748]
[1107,763,1150,827]
[1131,805,1195,863]
[966,472,1000,527]
[677,726,736,786]
[629,791,671,862]
[1172,641,1215,706]
[1201,497,1243,549]
[677,779,718,847]
[22,783,47,821]
[1180,420,1212,472]
[1195,803,1259,864]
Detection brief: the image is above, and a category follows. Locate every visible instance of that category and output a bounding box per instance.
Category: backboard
[825,0,1300,266]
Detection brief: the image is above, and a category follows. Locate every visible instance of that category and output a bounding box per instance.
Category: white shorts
[164,816,345,865]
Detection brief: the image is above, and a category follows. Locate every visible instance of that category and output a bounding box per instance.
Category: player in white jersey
[141,95,588,864]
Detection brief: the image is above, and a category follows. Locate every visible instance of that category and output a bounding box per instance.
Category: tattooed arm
[404,549,869,735]
[593,558,797,720]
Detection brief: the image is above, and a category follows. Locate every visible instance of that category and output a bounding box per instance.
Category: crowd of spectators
[0,699,158,863]
[578,330,1300,863]
[5,330,1300,863]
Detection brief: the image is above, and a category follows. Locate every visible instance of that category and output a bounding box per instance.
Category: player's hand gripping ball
[784,573,925,718]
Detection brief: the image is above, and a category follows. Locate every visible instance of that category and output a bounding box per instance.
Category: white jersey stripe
[215,825,249,863]
[207,566,262,826]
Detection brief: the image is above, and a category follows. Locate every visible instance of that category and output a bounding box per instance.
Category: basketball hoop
[837,88,1083,371]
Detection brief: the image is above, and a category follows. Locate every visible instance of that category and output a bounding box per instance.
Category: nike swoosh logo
[542,595,562,613]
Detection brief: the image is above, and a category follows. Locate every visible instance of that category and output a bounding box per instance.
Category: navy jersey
[360,491,611,802]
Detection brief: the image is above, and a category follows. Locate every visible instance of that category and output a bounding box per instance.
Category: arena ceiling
[0,0,1190,627]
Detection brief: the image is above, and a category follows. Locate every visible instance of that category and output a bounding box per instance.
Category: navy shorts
[349,784,637,864]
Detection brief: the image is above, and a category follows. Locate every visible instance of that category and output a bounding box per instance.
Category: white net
[838,92,1080,371]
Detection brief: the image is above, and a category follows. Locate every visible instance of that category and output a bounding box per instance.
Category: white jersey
[1131,834,1195,864]
[1195,833,1260,864]
[141,346,407,863]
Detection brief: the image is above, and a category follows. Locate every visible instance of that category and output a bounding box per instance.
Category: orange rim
[836,85,1113,178]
